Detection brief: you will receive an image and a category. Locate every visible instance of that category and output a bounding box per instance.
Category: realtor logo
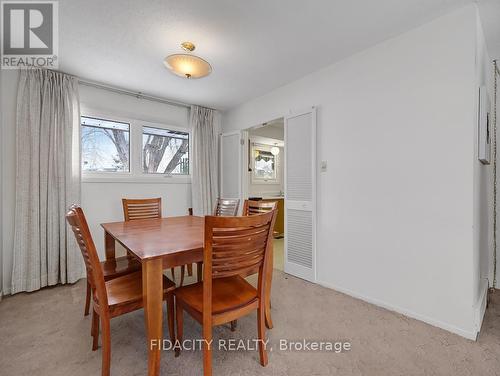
[1,0,58,68]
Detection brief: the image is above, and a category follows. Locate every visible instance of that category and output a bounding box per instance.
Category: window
[81,116,130,172]
[142,126,189,175]
[251,143,280,183]
[81,113,191,181]
[254,150,276,180]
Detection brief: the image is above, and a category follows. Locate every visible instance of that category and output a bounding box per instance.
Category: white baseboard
[474,280,488,334]
[317,279,477,341]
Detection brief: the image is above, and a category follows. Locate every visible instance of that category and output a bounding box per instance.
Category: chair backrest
[203,211,277,314]
[213,198,240,216]
[242,200,277,216]
[122,198,162,221]
[66,205,108,307]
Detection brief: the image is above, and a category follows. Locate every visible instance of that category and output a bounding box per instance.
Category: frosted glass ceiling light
[164,42,212,79]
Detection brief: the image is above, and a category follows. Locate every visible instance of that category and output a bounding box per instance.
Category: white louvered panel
[286,112,312,201]
[285,108,316,282]
[286,177,312,202]
[286,209,313,268]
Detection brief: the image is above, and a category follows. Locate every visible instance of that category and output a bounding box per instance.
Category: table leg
[143,259,164,376]
[265,241,273,329]
[104,231,116,260]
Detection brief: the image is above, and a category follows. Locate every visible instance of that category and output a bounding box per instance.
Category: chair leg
[170,267,176,282]
[196,262,203,282]
[92,310,100,351]
[202,324,212,376]
[180,265,185,287]
[187,263,193,276]
[265,246,274,329]
[230,320,237,332]
[257,306,268,366]
[101,315,111,376]
[84,281,91,316]
[265,309,273,330]
[166,294,175,345]
[175,303,183,357]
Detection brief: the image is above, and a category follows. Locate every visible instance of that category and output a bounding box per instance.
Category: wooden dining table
[101,215,274,376]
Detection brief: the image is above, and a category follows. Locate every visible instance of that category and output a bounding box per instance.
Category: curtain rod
[52,69,217,111]
[78,78,222,111]
[78,78,193,109]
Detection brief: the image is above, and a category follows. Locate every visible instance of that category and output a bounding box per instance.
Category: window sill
[82,175,192,184]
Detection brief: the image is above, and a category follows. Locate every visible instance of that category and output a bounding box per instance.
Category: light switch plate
[320,160,327,172]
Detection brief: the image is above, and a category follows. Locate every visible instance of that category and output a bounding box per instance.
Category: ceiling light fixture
[271,144,280,156]
[164,42,212,79]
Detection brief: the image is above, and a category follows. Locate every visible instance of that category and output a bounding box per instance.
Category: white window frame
[81,108,191,184]
[140,120,192,177]
[80,111,133,178]
[250,141,281,184]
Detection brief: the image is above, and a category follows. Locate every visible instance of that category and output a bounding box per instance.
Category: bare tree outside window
[81,117,189,175]
[81,116,130,172]
[142,126,189,175]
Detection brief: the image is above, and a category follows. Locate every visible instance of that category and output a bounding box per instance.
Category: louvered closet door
[284,107,316,282]
[220,131,243,202]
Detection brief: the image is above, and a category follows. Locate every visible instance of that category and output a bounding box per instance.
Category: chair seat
[174,276,257,314]
[101,255,141,281]
[105,271,175,308]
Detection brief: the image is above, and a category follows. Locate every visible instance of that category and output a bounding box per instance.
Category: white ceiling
[60,0,495,111]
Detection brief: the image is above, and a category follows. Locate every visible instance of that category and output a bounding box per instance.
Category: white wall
[472,11,494,331]
[0,73,193,294]
[223,5,482,338]
[81,182,191,260]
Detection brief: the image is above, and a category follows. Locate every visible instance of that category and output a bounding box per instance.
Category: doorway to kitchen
[245,118,285,270]
[220,108,316,282]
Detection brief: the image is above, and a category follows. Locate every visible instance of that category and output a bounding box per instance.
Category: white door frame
[220,130,248,211]
[241,130,249,203]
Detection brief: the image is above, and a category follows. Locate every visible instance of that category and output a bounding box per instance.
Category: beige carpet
[273,239,284,271]
[1,272,500,376]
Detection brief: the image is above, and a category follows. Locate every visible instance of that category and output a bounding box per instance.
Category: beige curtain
[191,105,220,215]
[11,69,83,294]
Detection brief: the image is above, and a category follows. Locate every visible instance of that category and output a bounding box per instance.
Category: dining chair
[122,198,180,283]
[82,198,143,316]
[188,199,241,285]
[213,198,240,216]
[242,199,277,216]
[82,251,140,317]
[66,205,176,376]
[174,210,277,376]
[241,199,278,330]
